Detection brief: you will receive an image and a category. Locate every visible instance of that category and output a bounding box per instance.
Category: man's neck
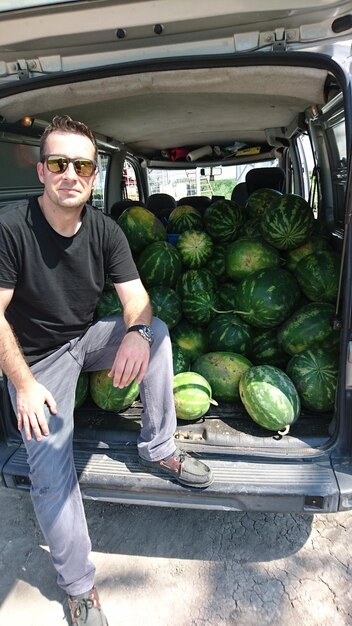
[38,195,85,237]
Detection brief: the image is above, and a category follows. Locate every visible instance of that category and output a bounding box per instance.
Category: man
[0,115,213,626]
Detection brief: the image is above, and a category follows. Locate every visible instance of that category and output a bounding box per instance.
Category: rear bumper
[1,444,343,513]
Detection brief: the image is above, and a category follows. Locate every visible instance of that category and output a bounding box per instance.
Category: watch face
[139,326,153,343]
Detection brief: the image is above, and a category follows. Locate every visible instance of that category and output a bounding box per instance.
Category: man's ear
[37,161,44,184]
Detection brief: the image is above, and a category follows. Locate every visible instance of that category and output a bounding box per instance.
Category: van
[0,0,351,513]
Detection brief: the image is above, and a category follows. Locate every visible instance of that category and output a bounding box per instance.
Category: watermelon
[206,244,227,281]
[284,235,332,271]
[170,320,208,361]
[176,229,214,268]
[286,348,339,412]
[261,194,315,250]
[173,371,218,420]
[172,344,191,375]
[74,372,89,409]
[167,205,202,233]
[176,268,216,299]
[137,241,182,287]
[239,365,301,434]
[95,290,123,318]
[277,302,339,355]
[148,286,182,329]
[245,188,282,218]
[234,268,301,328]
[182,289,218,326]
[225,238,281,281]
[294,250,340,303]
[90,369,139,412]
[117,206,167,254]
[238,216,262,239]
[207,313,252,355]
[250,328,289,368]
[204,199,243,242]
[217,282,239,311]
[192,351,252,402]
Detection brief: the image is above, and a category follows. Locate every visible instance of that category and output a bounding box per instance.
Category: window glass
[332,120,347,165]
[91,153,109,210]
[121,160,140,200]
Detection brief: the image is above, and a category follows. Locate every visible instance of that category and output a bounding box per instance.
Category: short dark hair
[40,115,98,161]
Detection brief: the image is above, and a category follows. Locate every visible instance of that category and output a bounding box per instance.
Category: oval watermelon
[294,250,340,303]
[74,372,89,409]
[277,302,339,355]
[261,194,314,250]
[148,286,182,329]
[176,229,214,268]
[170,320,208,361]
[95,290,123,318]
[225,238,281,281]
[250,328,289,368]
[173,371,217,420]
[286,348,338,412]
[234,268,301,328]
[217,282,239,311]
[192,351,252,402]
[204,199,243,242]
[182,290,218,327]
[206,244,227,281]
[117,206,167,254]
[90,370,139,412]
[245,188,282,218]
[207,313,252,355]
[176,268,216,299]
[167,205,202,233]
[238,216,262,239]
[172,344,191,375]
[239,365,301,433]
[137,241,182,287]
[284,235,332,271]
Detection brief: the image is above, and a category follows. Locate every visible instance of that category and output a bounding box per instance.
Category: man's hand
[108,331,150,388]
[16,381,57,442]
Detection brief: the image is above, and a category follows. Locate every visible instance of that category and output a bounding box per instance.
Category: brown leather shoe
[68,586,108,626]
[139,448,213,488]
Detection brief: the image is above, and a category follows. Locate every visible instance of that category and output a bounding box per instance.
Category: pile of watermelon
[80,195,341,434]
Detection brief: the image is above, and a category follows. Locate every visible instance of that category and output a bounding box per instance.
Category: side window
[121,160,140,201]
[91,153,109,209]
[296,135,318,216]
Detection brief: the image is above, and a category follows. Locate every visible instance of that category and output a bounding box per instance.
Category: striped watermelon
[245,188,282,218]
[277,302,339,355]
[217,282,238,311]
[170,320,208,361]
[239,365,301,434]
[148,286,182,329]
[234,268,301,328]
[204,199,243,242]
[173,371,218,420]
[167,205,202,233]
[250,328,289,368]
[74,372,89,409]
[176,229,214,268]
[176,268,216,299]
[95,290,123,318]
[238,216,262,239]
[172,344,191,375]
[206,244,227,281]
[137,241,182,287]
[192,351,252,402]
[261,194,314,250]
[286,348,338,412]
[225,238,281,281]
[207,313,252,355]
[182,290,217,326]
[90,370,139,412]
[294,250,340,303]
[117,206,167,254]
[284,235,332,271]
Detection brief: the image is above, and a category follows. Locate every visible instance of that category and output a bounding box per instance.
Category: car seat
[177,195,212,214]
[246,167,286,195]
[110,199,146,220]
[146,193,177,223]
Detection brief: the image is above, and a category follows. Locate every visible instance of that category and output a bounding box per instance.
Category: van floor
[74,400,333,454]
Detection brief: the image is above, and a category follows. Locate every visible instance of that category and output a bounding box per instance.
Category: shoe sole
[138,458,213,489]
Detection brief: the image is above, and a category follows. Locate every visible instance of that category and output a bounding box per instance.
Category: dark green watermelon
[170,320,208,361]
[172,343,191,375]
[217,282,239,311]
[176,268,216,299]
[74,372,89,409]
[284,235,332,271]
[234,268,301,328]
[238,216,262,239]
[204,199,243,243]
[207,313,252,355]
[294,250,340,303]
[148,286,182,329]
[245,188,282,218]
[250,328,289,368]
[239,365,301,434]
[137,241,182,287]
[95,290,123,318]
[277,302,339,355]
[167,205,202,233]
[117,206,167,254]
[192,351,252,402]
[176,229,214,268]
[206,244,227,281]
[261,194,314,250]
[225,238,281,281]
[182,290,217,326]
[286,348,338,412]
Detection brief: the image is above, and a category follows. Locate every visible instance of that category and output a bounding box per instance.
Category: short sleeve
[0,223,19,287]
[106,219,140,284]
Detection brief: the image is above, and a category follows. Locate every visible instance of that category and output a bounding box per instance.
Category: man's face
[37,130,97,211]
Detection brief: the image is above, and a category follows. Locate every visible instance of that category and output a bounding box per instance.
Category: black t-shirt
[0,197,139,364]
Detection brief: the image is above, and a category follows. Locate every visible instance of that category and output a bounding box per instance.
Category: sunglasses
[44,155,96,177]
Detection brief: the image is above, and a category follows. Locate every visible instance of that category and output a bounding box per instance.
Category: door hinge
[261,28,298,52]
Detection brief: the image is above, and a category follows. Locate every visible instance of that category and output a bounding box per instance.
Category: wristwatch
[126,324,154,345]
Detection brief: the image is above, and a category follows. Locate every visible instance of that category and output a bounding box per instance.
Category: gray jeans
[7,315,177,596]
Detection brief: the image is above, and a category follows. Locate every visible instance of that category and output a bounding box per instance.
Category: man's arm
[0,288,57,442]
[108,278,153,388]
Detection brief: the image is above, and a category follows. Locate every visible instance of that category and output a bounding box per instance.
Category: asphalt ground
[0,489,351,626]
